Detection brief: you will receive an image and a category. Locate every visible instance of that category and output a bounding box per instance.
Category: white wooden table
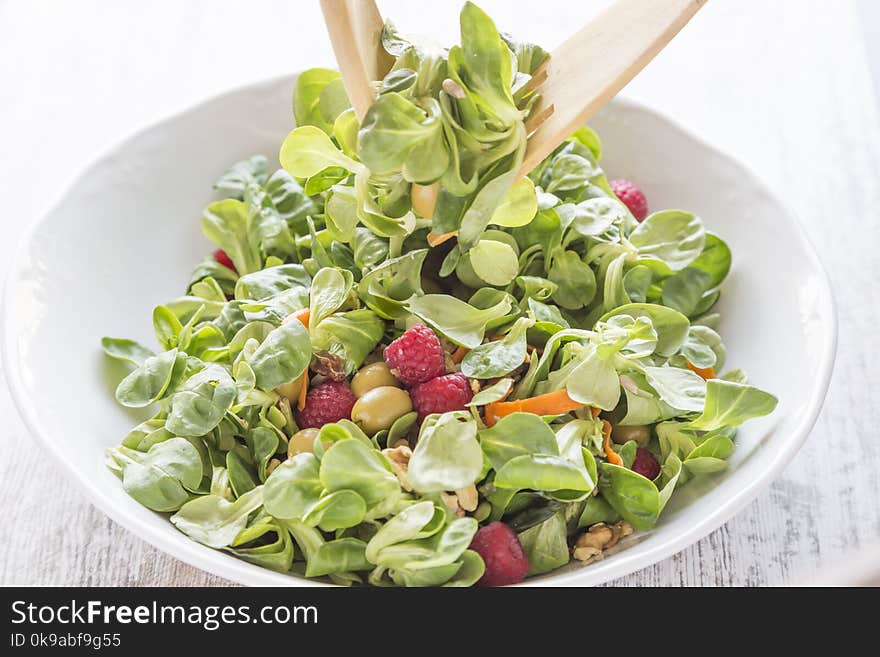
[2,0,878,586]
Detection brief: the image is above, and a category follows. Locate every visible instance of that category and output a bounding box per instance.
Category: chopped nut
[382,444,413,491]
[440,492,463,516]
[391,438,411,449]
[455,484,478,512]
[439,484,478,516]
[469,379,481,395]
[571,521,634,564]
[442,78,466,99]
[310,350,348,381]
[605,520,634,548]
[266,458,282,475]
[572,546,602,562]
[382,444,411,464]
[575,523,613,550]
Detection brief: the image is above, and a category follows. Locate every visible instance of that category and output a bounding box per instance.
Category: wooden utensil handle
[521,0,707,175]
[319,0,392,121]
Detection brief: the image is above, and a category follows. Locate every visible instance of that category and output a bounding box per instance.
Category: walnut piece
[382,444,413,492]
[440,484,478,517]
[571,521,634,564]
[572,545,602,562]
[440,492,463,516]
[310,350,348,381]
[442,78,467,100]
[455,485,479,512]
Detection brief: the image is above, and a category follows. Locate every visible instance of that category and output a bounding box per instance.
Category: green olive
[288,428,320,457]
[351,362,401,398]
[351,386,413,435]
[611,423,651,447]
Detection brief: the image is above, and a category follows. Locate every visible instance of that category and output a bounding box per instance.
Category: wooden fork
[319,0,393,122]
[520,0,707,173]
[319,0,707,206]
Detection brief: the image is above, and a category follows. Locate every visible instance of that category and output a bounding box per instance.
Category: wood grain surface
[1,0,878,586]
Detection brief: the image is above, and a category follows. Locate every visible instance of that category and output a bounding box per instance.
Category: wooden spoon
[319,0,706,215]
[319,0,394,122]
[521,0,707,174]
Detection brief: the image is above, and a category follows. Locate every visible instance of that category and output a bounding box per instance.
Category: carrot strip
[285,307,311,329]
[427,231,458,248]
[482,384,514,426]
[687,361,716,380]
[293,307,310,327]
[297,370,309,411]
[451,346,469,364]
[485,389,585,427]
[591,406,602,418]
[522,389,584,416]
[602,419,623,466]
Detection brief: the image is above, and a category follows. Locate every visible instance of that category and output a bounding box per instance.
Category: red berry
[632,447,660,480]
[213,249,237,273]
[295,380,357,429]
[610,178,649,222]
[470,521,530,587]
[410,373,473,422]
[383,324,446,387]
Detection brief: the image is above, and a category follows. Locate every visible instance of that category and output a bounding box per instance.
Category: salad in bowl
[102,2,776,587]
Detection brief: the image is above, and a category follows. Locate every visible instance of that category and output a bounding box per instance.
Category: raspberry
[632,447,660,480]
[213,249,237,273]
[295,380,357,429]
[470,521,530,587]
[610,178,649,222]
[383,324,446,386]
[410,373,473,422]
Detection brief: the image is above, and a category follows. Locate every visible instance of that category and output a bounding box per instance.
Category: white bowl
[1,74,836,587]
